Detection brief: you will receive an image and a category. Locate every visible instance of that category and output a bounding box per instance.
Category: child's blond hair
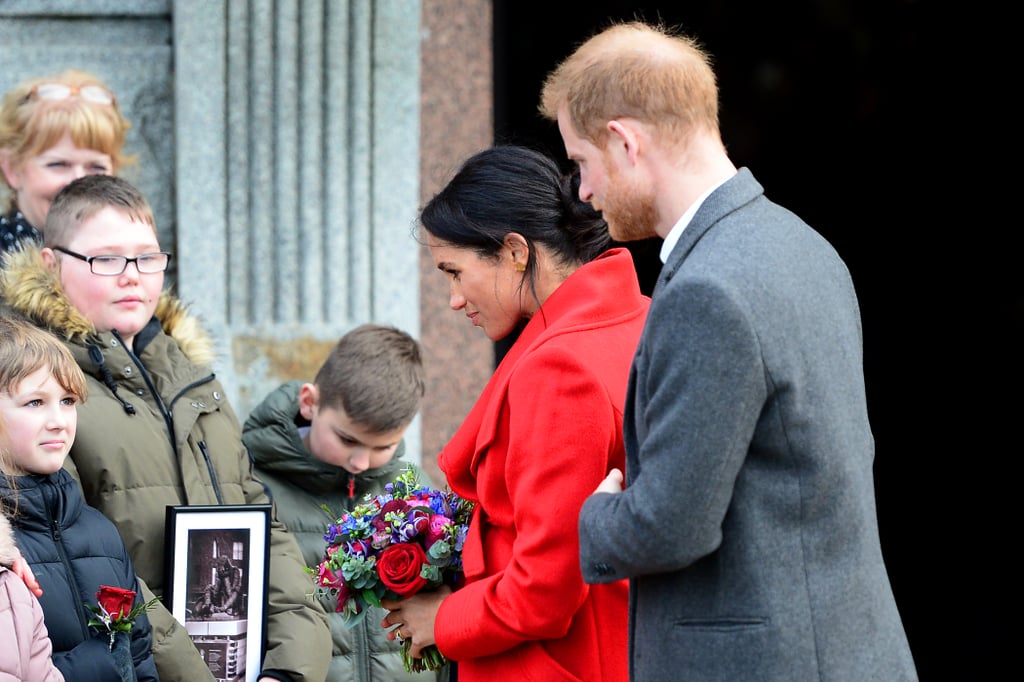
[0,316,87,484]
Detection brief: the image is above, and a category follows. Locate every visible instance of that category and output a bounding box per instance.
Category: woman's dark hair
[419,145,610,273]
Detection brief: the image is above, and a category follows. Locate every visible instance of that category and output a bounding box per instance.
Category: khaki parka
[0,245,331,682]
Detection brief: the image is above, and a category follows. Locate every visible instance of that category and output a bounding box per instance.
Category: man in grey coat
[540,21,918,681]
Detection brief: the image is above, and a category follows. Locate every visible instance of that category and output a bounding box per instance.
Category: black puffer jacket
[1,470,158,682]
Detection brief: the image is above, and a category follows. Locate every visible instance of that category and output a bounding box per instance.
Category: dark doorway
[493,2,1013,679]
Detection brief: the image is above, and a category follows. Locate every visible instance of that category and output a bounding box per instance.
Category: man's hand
[594,468,624,495]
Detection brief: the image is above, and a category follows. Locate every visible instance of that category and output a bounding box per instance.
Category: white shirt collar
[659,177,730,263]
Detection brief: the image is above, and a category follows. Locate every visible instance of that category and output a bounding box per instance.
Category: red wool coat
[435,248,649,681]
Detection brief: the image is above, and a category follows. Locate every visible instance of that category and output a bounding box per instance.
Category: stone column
[173,0,424,459]
[418,0,495,486]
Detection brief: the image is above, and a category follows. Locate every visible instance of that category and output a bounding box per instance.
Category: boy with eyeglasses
[0,174,331,682]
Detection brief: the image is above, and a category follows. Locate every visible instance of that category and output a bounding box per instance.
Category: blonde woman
[0,69,132,253]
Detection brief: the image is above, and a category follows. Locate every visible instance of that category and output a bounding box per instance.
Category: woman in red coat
[382,146,649,681]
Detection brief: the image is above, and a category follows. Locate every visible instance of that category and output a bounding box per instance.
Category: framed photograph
[164,504,271,682]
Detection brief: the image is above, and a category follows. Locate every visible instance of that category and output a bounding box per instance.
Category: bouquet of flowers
[313,468,474,672]
[84,585,160,651]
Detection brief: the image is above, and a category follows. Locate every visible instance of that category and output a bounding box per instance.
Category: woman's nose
[449,285,466,310]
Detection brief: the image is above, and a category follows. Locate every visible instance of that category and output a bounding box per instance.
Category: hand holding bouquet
[313,468,474,672]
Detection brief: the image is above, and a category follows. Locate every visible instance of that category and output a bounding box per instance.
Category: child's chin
[34,454,69,475]
[113,313,153,336]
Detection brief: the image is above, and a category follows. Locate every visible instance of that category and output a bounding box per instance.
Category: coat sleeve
[578,278,764,580]
[127,577,159,682]
[137,577,216,681]
[0,569,65,682]
[243,454,332,680]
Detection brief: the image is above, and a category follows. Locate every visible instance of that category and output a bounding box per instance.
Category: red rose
[377,543,428,597]
[381,499,410,515]
[96,585,136,621]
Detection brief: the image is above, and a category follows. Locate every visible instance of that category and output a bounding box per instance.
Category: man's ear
[298,382,319,420]
[607,119,642,166]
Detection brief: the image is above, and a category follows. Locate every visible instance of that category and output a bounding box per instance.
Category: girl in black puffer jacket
[0,316,157,682]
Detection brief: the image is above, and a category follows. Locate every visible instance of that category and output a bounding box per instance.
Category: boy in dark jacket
[242,323,444,682]
[0,316,158,682]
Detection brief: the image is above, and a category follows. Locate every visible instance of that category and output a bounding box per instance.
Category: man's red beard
[602,155,659,242]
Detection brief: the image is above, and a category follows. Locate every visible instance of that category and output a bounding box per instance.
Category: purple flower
[425,514,451,551]
[346,538,373,558]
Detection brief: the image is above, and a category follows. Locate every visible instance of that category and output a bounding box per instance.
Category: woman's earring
[514,262,526,272]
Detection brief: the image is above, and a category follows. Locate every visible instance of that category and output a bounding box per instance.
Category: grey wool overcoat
[578,168,918,681]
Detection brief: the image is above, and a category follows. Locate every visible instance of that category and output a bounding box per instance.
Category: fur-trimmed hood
[0,244,214,366]
[0,513,17,566]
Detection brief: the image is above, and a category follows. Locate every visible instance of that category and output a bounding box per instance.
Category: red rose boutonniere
[84,585,160,650]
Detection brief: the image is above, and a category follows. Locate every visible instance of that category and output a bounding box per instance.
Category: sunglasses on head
[23,83,115,106]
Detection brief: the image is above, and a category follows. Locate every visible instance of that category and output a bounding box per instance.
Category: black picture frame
[164,504,271,682]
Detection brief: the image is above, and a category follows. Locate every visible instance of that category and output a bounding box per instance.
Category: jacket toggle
[87,342,137,415]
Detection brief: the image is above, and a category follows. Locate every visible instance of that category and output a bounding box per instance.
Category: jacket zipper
[199,440,225,504]
[44,480,91,638]
[115,330,175,436]
[113,330,223,500]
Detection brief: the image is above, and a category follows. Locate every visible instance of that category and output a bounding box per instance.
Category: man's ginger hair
[540,21,720,149]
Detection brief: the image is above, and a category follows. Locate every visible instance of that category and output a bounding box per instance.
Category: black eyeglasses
[52,246,171,276]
